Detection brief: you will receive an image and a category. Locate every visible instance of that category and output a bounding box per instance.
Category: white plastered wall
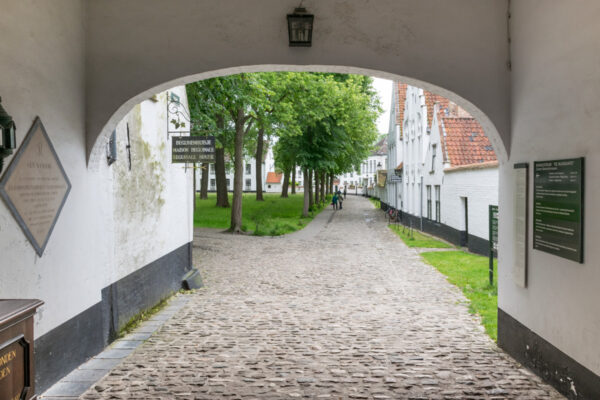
[0,2,193,338]
[111,88,193,283]
[498,0,600,375]
[0,0,109,337]
[442,167,498,239]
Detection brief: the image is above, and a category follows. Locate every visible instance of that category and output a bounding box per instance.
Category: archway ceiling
[86,0,509,166]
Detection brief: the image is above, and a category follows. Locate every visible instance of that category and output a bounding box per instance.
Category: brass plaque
[0,117,71,256]
[0,337,28,400]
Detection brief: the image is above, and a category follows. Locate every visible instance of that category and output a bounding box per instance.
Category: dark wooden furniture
[0,299,44,400]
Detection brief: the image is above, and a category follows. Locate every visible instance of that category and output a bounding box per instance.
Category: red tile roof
[266,172,282,184]
[395,83,408,136]
[440,117,497,167]
[424,91,450,130]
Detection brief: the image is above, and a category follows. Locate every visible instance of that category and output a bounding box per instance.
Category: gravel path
[81,195,563,399]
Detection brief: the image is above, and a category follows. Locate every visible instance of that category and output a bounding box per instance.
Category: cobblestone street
[81,196,563,399]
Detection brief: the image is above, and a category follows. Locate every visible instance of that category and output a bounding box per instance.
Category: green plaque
[489,205,498,252]
[533,157,584,263]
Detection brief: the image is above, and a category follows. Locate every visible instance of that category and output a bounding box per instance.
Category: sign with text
[171,136,215,163]
[0,337,27,400]
[0,117,72,257]
[513,163,528,288]
[533,157,584,263]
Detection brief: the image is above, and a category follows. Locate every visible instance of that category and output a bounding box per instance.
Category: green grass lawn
[369,197,381,209]
[388,224,453,248]
[194,193,329,236]
[420,251,498,341]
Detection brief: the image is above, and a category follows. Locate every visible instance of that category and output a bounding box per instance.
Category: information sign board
[0,117,71,257]
[533,157,584,263]
[489,205,498,252]
[488,205,498,286]
[513,163,528,288]
[172,136,215,163]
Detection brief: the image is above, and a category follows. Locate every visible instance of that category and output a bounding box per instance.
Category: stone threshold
[39,294,190,399]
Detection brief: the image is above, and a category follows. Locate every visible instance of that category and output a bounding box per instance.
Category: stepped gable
[441,117,497,167]
[424,91,450,130]
[396,83,408,137]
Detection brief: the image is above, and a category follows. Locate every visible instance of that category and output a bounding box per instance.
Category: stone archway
[88,65,507,170]
[85,0,511,167]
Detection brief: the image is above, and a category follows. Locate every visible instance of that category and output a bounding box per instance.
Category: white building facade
[385,82,499,255]
[197,147,304,193]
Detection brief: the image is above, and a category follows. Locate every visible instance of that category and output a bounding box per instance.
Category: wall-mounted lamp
[377,162,382,168]
[287,6,313,47]
[0,97,16,174]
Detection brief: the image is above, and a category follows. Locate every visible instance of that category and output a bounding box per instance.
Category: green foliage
[194,193,321,235]
[389,225,453,248]
[186,72,383,227]
[420,251,498,341]
[368,197,380,209]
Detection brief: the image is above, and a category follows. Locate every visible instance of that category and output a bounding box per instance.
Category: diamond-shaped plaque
[0,117,71,256]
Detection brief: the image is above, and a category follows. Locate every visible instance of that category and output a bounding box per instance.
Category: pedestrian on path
[337,190,343,210]
[343,187,347,199]
[332,193,338,210]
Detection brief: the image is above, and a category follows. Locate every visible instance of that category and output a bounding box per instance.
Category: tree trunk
[329,174,334,195]
[230,109,245,233]
[291,165,296,194]
[200,162,209,199]
[215,147,229,208]
[321,171,326,203]
[308,170,314,210]
[281,168,290,198]
[314,171,320,204]
[325,173,330,196]
[255,126,264,201]
[302,168,309,217]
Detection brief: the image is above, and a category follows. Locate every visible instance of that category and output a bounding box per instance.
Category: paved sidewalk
[40,296,191,399]
[79,196,563,399]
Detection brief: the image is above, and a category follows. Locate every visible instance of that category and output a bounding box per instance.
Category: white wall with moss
[111,87,193,282]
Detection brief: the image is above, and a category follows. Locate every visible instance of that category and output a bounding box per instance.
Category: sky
[372,77,393,134]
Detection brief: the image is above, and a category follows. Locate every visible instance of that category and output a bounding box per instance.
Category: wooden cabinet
[0,300,44,400]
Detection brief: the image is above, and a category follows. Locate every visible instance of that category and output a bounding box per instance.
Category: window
[431,144,437,172]
[435,185,441,222]
[226,178,230,188]
[209,164,215,174]
[245,163,251,175]
[427,185,432,219]
[245,178,251,189]
[210,179,215,188]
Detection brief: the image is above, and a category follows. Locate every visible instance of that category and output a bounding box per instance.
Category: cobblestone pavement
[81,196,563,399]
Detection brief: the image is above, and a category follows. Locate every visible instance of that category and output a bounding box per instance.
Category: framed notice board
[533,157,584,263]
[513,163,528,288]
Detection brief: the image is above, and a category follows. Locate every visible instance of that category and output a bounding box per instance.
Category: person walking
[343,186,347,199]
[332,193,338,210]
[337,189,343,210]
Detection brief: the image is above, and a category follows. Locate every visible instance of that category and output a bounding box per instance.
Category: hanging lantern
[287,7,314,47]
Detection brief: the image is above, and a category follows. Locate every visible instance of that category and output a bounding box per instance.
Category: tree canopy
[186,72,381,228]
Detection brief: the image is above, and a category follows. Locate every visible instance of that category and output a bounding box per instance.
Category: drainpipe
[420,175,423,231]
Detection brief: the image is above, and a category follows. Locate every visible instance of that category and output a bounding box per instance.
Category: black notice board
[533,157,584,263]
[172,136,215,163]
